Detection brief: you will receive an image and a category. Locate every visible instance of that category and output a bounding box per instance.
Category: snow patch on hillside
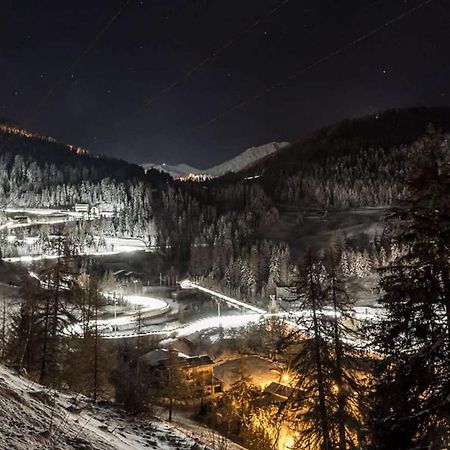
[142,163,201,178]
[0,364,211,449]
[206,142,289,177]
[141,141,289,179]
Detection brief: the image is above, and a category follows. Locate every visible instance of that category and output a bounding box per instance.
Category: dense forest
[2,108,450,290]
[155,108,450,301]
[0,122,170,244]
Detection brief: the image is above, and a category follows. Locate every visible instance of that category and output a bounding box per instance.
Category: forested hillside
[2,109,449,298]
[1,110,449,450]
[0,122,171,241]
[0,122,170,207]
[235,107,450,207]
[156,108,450,302]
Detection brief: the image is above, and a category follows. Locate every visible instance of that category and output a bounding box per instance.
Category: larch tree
[64,272,113,401]
[38,226,78,386]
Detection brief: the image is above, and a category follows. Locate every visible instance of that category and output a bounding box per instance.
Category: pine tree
[164,350,193,422]
[323,244,367,449]
[369,130,450,449]
[110,340,156,414]
[286,251,333,449]
[284,248,367,449]
[0,296,7,359]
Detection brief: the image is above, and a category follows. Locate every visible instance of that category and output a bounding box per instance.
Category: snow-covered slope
[141,141,289,179]
[206,142,289,177]
[142,163,200,178]
[0,364,210,449]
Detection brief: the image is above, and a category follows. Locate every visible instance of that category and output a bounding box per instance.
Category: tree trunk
[39,298,50,384]
[93,299,99,402]
[309,264,331,449]
[332,272,346,450]
[438,241,450,343]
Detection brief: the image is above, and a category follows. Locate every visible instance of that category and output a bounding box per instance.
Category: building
[12,215,31,224]
[113,269,144,283]
[141,349,223,399]
[182,355,223,398]
[275,286,301,310]
[74,203,89,213]
[74,203,99,216]
[264,381,294,402]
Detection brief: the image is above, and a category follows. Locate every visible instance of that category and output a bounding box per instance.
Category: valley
[0,108,449,449]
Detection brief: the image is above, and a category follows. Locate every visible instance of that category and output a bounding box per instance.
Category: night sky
[1,0,449,168]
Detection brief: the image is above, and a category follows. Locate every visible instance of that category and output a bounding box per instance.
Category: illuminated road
[180,280,267,314]
[97,281,385,340]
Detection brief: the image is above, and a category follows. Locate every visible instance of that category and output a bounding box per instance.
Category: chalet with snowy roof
[141,349,223,399]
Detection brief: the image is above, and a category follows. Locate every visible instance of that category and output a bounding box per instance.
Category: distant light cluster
[0,123,56,143]
[178,173,211,182]
[0,123,90,156]
[67,144,89,156]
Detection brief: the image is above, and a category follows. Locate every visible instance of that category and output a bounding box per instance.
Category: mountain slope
[206,141,288,177]
[141,142,288,178]
[0,122,170,198]
[0,364,210,449]
[242,107,450,177]
[142,163,200,178]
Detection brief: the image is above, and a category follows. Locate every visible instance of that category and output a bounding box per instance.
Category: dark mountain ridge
[190,107,450,210]
[242,107,450,178]
[0,121,170,188]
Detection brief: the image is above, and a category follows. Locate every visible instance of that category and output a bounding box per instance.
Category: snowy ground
[3,237,150,263]
[214,356,282,390]
[0,364,220,449]
[1,207,154,259]
[0,208,87,232]
[154,407,247,450]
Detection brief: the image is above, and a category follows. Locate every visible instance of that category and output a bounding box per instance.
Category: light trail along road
[99,280,384,340]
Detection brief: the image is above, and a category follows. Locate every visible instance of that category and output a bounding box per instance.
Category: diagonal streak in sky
[32,0,131,118]
[140,0,292,111]
[193,0,436,131]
